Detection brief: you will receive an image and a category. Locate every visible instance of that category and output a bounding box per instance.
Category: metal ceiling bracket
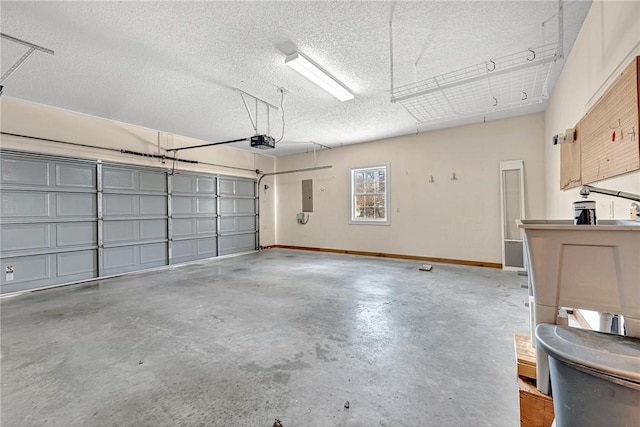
[236,89,278,136]
[0,33,54,84]
[390,1,565,124]
[391,53,557,103]
[557,0,564,59]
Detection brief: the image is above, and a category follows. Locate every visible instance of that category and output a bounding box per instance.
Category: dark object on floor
[344,400,350,409]
[418,264,432,271]
[273,418,283,427]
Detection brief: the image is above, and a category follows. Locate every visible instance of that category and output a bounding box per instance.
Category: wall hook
[487,59,496,72]
[527,48,536,61]
[521,91,528,100]
[429,175,435,183]
[492,97,498,107]
[451,172,457,181]
[608,118,621,130]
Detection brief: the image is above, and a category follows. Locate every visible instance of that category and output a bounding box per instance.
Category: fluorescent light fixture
[285,52,354,102]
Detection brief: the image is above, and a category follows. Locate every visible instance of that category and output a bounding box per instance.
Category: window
[349,163,389,225]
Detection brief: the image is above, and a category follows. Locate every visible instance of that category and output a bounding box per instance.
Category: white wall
[545,0,640,219]
[0,96,277,246]
[275,113,546,264]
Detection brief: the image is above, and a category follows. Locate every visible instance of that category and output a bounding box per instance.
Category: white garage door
[0,150,258,294]
[0,153,98,293]
[101,164,169,276]
[170,172,218,264]
[218,177,257,255]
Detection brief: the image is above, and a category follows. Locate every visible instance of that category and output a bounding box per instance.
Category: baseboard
[269,245,502,269]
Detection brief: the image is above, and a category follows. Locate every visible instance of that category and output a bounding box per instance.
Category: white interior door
[500,160,525,271]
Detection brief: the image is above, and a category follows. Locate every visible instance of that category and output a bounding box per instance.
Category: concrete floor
[1,249,529,426]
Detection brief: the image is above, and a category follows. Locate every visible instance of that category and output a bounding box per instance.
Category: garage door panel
[103,243,166,275]
[220,216,255,234]
[235,180,255,197]
[196,177,216,194]
[140,219,167,240]
[140,243,168,264]
[140,171,167,192]
[55,163,96,189]
[219,178,254,197]
[57,251,97,277]
[172,237,217,264]
[197,218,216,234]
[140,196,167,216]
[103,221,138,243]
[172,174,195,193]
[172,218,195,237]
[172,196,195,215]
[102,195,166,220]
[103,194,136,216]
[168,172,218,263]
[218,180,235,195]
[103,243,168,275]
[1,223,50,252]
[103,168,136,190]
[219,198,254,215]
[1,252,97,293]
[197,238,217,256]
[1,192,50,218]
[220,234,255,255]
[172,240,195,261]
[1,255,50,285]
[237,199,255,214]
[56,193,96,217]
[196,198,216,215]
[1,158,49,186]
[103,246,136,269]
[103,168,166,193]
[218,177,257,256]
[103,220,166,244]
[101,166,168,276]
[56,222,97,247]
[172,196,215,216]
[0,154,101,293]
[220,198,235,214]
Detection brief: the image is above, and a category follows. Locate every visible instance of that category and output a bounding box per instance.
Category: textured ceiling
[1,1,591,156]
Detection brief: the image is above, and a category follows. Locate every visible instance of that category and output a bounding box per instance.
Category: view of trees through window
[352,166,386,221]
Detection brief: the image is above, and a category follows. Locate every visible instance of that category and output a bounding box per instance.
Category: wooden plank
[273,245,503,268]
[560,122,582,189]
[581,57,640,183]
[573,309,592,330]
[514,333,537,380]
[519,376,555,427]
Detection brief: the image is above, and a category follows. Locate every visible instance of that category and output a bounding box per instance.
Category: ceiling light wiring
[276,88,286,143]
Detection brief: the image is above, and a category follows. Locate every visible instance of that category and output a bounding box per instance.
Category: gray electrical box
[302,179,313,212]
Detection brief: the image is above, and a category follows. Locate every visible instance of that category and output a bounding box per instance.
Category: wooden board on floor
[514,333,537,380]
[519,376,555,427]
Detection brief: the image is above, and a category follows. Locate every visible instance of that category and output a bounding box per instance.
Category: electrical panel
[302,179,313,212]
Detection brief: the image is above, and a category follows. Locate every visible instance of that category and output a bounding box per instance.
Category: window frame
[349,162,390,225]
